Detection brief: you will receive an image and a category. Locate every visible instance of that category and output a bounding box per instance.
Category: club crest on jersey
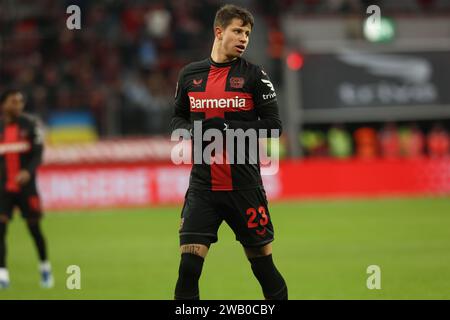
[229,77,245,89]
[192,78,203,87]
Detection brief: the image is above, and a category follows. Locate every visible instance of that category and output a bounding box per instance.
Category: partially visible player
[0,89,53,289]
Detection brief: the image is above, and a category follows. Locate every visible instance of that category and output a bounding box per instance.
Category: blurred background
[1,1,449,152]
[0,0,449,299]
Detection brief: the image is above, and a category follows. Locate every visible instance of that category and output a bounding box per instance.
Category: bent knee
[244,243,272,259]
[180,244,209,258]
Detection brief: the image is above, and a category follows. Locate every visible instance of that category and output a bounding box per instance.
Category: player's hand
[202,117,229,132]
[16,170,31,186]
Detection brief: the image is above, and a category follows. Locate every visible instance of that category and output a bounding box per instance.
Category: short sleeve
[252,66,278,108]
[174,67,189,110]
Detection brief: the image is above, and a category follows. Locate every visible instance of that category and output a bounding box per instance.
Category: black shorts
[0,183,43,220]
[179,187,274,248]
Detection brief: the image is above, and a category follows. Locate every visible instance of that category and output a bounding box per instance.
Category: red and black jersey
[0,113,44,192]
[170,57,282,191]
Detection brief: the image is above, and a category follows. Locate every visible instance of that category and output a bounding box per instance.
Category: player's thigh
[17,184,43,221]
[222,187,274,248]
[179,188,223,247]
[0,189,15,222]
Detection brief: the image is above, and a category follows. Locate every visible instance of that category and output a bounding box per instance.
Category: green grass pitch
[1,197,449,300]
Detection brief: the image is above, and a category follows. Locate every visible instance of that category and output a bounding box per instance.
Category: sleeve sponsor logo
[261,79,275,92]
[261,79,277,100]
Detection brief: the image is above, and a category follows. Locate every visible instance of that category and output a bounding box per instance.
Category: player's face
[220,18,251,59]
[2,93,24,117]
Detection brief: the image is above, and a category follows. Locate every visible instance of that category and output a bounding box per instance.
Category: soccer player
[170,5,287,300]
[0,89,53,289]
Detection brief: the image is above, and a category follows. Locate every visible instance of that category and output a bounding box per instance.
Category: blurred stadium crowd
[300,122,449,159]
[1,0,449,157]
[1,0,222,136]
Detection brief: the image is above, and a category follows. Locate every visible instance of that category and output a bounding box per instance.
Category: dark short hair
[0,88,22,104]
[214,4,254,30]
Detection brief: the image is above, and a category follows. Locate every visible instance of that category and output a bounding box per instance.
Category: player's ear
[214,26,223,41]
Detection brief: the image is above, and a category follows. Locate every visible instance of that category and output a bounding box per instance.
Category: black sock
[174,253,205,300]
[0,222,7,268]
[27,222,47,262]
[249,254,288,300]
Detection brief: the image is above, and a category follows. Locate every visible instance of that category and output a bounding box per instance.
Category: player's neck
[3,113,17,124]
[210,41,237,64]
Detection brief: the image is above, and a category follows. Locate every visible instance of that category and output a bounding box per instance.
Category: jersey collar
[208,56,240,68]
